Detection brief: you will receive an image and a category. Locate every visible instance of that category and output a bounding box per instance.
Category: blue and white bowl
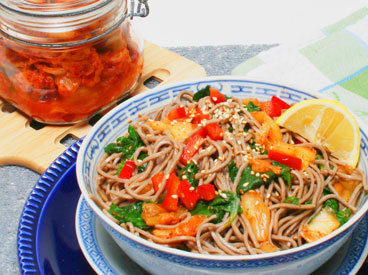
[76,76,368,275]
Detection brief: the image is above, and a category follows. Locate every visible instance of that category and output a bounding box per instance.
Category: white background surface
[134,0,368,47]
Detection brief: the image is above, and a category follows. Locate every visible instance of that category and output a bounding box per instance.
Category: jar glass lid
[0,0,113,17]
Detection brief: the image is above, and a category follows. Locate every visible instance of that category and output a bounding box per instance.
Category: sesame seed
[189,187,195,191]
[182,175,187,179]
[243,182,249,187]
[266,193,271,199]
[255,173,260,177]
[220,193,227,199]
[171,194,178,199]
[251,171,255,175]
[165,174,170,179]
[192,159,198,165]
[237,140,242,145]
[201,170,205,173]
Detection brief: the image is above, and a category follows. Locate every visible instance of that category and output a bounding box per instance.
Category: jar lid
[0,0,149,47]
[2,0,118,17]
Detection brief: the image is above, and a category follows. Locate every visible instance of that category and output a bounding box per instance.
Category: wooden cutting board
[0,41,206,174]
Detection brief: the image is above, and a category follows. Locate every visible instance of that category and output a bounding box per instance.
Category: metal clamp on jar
[0,0,149,124]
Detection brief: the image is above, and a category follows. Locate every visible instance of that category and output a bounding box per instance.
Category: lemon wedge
[276,99,360,167]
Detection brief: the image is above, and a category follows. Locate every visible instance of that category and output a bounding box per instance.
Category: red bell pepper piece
[268,149,302,170]
[209,87,226,104]
[205,123,223,141]
[191,107,210,124]
[161,172,181,211]
[180,131,206,165]
[152,173,165,192]
[118,160,135,179]
[178,179,200,210]
[271,96,291,110]
[197,184,217,201]
[167,107,187,120]
[259,101,282,117]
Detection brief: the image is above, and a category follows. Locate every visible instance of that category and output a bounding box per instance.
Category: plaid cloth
[232,7,368,126]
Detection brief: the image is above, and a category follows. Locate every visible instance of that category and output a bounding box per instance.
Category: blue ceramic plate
[16,125,368,274]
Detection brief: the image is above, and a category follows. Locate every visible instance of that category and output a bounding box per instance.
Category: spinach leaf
[190,200,213,216]
[284,196,300,205]
[323,198,339,212]
[191,191,241,225]
[228,161,275,195]
[336,208,351,226]
[115,159,127,175]
[322,189,351,226]
[109,202,149,230]
[105,125,143,157]
[245,101,261,112]
[138,152,148,173]
[179,163,199,187]
[193,85,210,101]
[316,154,324,170]
[272,161,292,187]
[115,125,144,159]
[304,200,312,205]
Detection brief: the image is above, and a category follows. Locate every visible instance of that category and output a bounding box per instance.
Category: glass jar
[0,0,148,124]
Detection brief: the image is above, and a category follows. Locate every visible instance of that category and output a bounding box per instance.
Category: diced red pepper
[118,160,135,179]
[167,107,187,121]
[259,101,282,117]
[205,123,223,140]
[209,87,226,104]
[178,179,200,210]
[180,130,206,165]
[161,172,181,211]
[197,184,217,201]
[271,96,291,110]
[191,107,210,124]
[268,149,302,170]
[152,173,165,192]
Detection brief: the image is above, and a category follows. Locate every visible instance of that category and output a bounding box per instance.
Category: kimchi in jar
[0,0,148,124]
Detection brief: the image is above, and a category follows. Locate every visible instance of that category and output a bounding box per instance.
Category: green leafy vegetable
[109,202,149,229]
[138,152,148,173]
[323,199,339,212]
[228,160,275,195]
[191,191,241,226]
[322,187,351,226]
[245,101,261,112]
[115,159,127,175]
[336,208,351,226]
[304,200,312,205]
[179,163,199,187]
[272,161,292,187]
[193,85,210,101]
[284,196,300,205]
[115,125,144,159]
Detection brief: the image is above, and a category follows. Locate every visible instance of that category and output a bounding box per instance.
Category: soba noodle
[92,89,367,255]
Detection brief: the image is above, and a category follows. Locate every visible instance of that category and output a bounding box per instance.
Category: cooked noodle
[93,91,367,255]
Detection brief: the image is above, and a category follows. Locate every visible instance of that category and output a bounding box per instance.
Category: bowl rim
[76,75,368,261]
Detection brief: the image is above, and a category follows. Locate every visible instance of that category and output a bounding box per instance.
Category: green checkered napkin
[232,7,368,126]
